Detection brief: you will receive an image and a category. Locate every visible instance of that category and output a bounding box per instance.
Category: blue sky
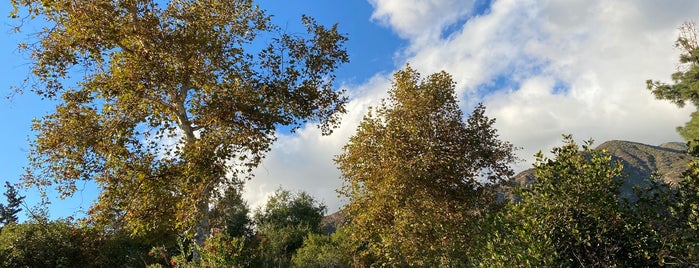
[1,4,61,218]
[2,1,699,219]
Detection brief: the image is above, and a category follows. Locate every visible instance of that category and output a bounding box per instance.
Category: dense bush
[0,219,161,267]
[0,220,88,267]
[292,226,359,268]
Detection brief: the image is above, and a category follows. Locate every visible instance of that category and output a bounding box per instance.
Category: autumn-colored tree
[336,66,516,266]
[647,21,699,154]
[10,0,348,247]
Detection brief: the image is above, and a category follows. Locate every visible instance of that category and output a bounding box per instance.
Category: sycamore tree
[9,0,348,246]
[647,21,699,154]
[336,66,516,266]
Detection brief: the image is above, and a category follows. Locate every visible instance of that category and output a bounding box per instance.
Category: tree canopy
[336,65,517,266]
[253,188,327,267]
[477,136,639,266]
[10,0,348,244]
[647,21,699,154]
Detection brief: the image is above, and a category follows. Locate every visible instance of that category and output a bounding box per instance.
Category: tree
[647,21,699,154]
[476,136,658,266]
[0,182,24,228]
[10,0,348,247]
[209,185,252,238]
[253,188,327,267]
[335,65,517,266]
[634,160,699,265]
[643,20,699,264]
[666,161,699,264]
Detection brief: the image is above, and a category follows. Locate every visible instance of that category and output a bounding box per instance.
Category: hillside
[320,210,347,234]
[598,140,692,188]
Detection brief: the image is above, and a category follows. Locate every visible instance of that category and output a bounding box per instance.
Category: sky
[1,0,699,219]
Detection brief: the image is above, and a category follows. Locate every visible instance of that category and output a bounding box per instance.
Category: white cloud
[368,0,475,44]
[404,0,698,169]
[245,0,699,213]
[244,76,390,212]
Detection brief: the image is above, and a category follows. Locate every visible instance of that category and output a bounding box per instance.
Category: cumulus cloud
[484,0,697,169]
[245,76,390,212]
[404,0,698,169]
[368,0,475,44]
[245,0,699,213]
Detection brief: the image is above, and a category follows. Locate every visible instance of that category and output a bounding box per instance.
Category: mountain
[598,140,692,188]
[512,140,694,198]
[320,210,347,234]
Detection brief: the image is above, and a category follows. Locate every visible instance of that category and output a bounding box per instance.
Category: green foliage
[654,160,699,265]
[253,188,327,267]
[95,231,157,267]
[11,0,348,243]
[0,182,24,228]
[614,158,699,266]
[256,225,314,267]
[647,21,699,154]
[0,219,157,267]
[475,136,668,266]
[193,230,255,267]
[0,219,86,267]
[140,188,324,267]
[291,226,359,268]
[254,189,326,231]
[210,185,252,238]
[336,65,516,266]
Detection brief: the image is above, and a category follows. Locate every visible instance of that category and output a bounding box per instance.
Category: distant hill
[512,140,694,198]
[598,140,692,189]
[320,210,347,234]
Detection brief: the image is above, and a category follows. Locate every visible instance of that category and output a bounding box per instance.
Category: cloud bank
[245,0,699,212]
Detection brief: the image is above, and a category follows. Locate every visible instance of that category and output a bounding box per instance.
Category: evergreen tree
[647,21,699,154]
[210,185,252,238]
[0,182,24,228]
[253,188,327,267]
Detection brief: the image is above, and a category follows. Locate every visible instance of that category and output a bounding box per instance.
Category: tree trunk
[193,195,210,262]
[173,86,210,261]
